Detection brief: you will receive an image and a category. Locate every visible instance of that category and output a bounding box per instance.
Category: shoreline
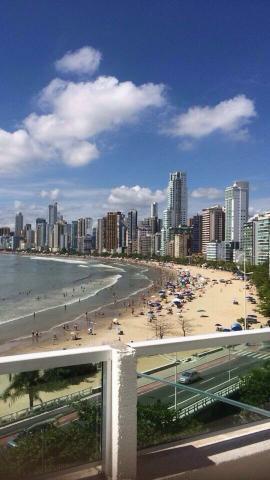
[0,256,175,356]
[0,252,266,357]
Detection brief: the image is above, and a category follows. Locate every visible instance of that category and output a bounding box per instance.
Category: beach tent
[172,298,182,304]
[231,322,243,331]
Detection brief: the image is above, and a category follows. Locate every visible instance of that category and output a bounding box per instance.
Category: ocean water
[0,254,156,344]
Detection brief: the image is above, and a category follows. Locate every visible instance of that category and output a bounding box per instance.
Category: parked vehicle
[246,315,258,324]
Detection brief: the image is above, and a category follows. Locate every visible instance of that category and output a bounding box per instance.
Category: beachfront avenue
[138,344,270,410]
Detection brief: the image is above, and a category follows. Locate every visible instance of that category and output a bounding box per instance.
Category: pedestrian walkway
[234,348,270,361]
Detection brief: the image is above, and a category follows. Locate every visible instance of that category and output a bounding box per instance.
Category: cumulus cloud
[0,47,166,174]
[0,128,47,173]
[55,46,102,75]
[40,188,60,200]
[168,95,256,140]
[14,200,23,210]
[191,187,224,200]
[108,185,166,207]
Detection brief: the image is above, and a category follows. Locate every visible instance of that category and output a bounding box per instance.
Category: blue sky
[0,0,270,227]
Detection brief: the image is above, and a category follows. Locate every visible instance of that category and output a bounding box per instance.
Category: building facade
[202,205,225,255]
[225,181,249,248]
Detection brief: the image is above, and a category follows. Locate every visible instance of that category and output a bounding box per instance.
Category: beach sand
[0,260,266,418]
[3,261,264,355]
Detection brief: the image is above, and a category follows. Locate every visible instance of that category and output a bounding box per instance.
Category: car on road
[178,370,200,384]
[7,418,57,448]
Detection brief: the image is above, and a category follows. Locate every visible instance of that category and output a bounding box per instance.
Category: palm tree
[2,364,98,409]
[2,371,45,409]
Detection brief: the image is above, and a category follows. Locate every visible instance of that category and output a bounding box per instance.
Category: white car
[178,370,200,384]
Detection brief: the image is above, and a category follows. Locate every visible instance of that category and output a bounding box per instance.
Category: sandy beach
[0,258,266,418]
[3,259,264,355]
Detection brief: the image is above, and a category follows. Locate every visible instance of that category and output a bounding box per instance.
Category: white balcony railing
[0,328,270,479]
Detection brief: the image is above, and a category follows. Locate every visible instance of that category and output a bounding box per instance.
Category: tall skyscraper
[127,210,138,254]
[105,212,120,252]
[15,212,23,236]
[150,202,158,218]
[36,218,47,249]
[71,221,78,251]
[189,214,203,254]
[48,202,58,226]
[97,218,106,254]
[161,171,187,255]
[167,171,188,227]
[225,181,249,247]
[202,205,225,254]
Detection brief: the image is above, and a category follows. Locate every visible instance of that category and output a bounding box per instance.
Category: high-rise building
[150,202,158,218]
[71,221,78,251]
[15,212,23,236]
[225,181,249,247]
[137,225,152,256]
[97,218,106,254]
[127,210,138,243]
[161,171,188,256]
[202,205,225,255]
[36,218,47,249]
[48,202,58,226]
[116,212,126,252]
[0,227,10,236]
[127,210,138,253]
[189,214,202,254]
[167,171,188,227]
[243,212,270,265]
[174,226,192,258]
[105,212,120,252]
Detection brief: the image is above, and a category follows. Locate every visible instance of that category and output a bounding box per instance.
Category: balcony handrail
[130,328,270,357]
[0,345,112,375]
[0,329,270,375]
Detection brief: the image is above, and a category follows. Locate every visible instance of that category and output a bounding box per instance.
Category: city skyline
[0,171,255,263]
[1,1,270,226]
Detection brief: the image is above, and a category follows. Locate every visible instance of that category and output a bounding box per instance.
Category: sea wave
[0,274,122,326]
[29,256,88,265]
[89,263,125,272]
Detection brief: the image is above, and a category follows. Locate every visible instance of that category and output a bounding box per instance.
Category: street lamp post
[237,250,253,331]
[174,352,177,410]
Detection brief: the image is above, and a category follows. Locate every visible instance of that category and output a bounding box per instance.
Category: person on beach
[32,331,35,342]
[64,304,67,311]
[33,311,36,318]
[35,331,39,342]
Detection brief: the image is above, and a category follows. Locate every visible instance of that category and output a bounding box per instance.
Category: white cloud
[14,200,23,210]
[40,188,60,200]
[0,71,165,174]
[55,46,102,75]
[191,187,223,200]
[0,128,47,173]
[108,185,166,207]
[168,95,256,140]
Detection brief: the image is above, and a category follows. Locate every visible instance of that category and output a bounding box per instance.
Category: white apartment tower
[161,171,188,255]
[225,181,249,246]
[167,171,188,227]
[150,202,158,218]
